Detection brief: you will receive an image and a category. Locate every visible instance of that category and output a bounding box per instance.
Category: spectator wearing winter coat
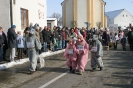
[113,33,119,50]
[23,27,30,56]
[57,27,62,49]
[42,26,51,52]
[119,31,124,41]
[102,31,110,46]
[53,27,61,49]
[62,28,66,49]
[70,28,77,38]
[17,31,24,59]
[47,27,52,51]
[7,25,17,62]
[53,28,59,49]
[120,35,126,50]
[39,27,43,45]
[91,28,96,34]
[70,28,77,44]
[51,32,57,51]
[65,27,70,47]
[74,27,78,35]
[0,27,4,62]
[127,27,133,51]
[42,26,47,52]
[0,27,8,61]
[86,28,90,43]
[80,28,84,36]
[81,28,87,40]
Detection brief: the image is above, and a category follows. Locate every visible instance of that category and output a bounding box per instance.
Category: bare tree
[49,12,62,26]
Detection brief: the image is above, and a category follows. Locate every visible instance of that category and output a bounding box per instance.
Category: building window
[20,8,29,30]
[126,15,128,17]
[123,15,124,17]
[13,0,16,4]
[47,23,51,28]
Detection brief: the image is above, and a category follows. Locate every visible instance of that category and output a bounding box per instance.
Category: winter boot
[92,68,96,72]
[72,69,76,73]
[69,66,72,72]
[100,67,103,71]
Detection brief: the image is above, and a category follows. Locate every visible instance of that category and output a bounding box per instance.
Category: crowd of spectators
[0,23,133,63]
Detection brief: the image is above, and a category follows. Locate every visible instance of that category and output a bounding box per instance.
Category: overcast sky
[47,0,133,17]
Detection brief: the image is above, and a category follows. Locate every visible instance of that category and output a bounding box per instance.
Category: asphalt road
[0,45,133,88]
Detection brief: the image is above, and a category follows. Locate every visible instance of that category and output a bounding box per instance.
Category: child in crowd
[120,35,126,50]
[16,31,24,59]
[64,39,77,73]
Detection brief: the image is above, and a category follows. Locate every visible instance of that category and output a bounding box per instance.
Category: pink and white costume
[64,44,77,70]
[75,36,89,72]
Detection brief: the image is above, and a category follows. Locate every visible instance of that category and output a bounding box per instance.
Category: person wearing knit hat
[7,24,17,62]
[11,25,16,29]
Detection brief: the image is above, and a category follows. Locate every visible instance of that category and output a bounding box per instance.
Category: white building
[47,18,57,30]
[0,0,47,33]
[106,9,133,28]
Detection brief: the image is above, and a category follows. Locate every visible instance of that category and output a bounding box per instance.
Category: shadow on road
[103,46,133,88]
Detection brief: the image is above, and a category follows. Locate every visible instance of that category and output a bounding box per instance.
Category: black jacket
[42,29,51,43]
[53,30,59,40]
[0,35,4,47]
[7,28,17,48]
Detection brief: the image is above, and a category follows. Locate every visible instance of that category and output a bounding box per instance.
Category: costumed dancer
[64,39,77,73]
[75,35,89,75]
[25,25,42,74]
[90,35,103,71]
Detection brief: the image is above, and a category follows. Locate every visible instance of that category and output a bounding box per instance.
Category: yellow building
[61,0,107,28]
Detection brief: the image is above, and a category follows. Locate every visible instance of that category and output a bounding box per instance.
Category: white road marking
[38,71,68,88]
[39,59,90,88]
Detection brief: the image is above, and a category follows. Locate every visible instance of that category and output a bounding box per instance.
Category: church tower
[61,0,107,28]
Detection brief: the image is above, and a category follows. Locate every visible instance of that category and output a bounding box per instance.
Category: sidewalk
[0,49,65,70]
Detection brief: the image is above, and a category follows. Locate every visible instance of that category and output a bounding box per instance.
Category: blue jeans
[43,42,47,52]
[59,40,62,49]
[0,46,3,62]
[62,40,66,49]
[51,44,57,51]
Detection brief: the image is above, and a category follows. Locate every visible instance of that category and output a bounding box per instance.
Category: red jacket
[83,31,87,39]
[74,29,78,35]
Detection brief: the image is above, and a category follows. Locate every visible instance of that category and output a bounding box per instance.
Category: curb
[0,49,65,70]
